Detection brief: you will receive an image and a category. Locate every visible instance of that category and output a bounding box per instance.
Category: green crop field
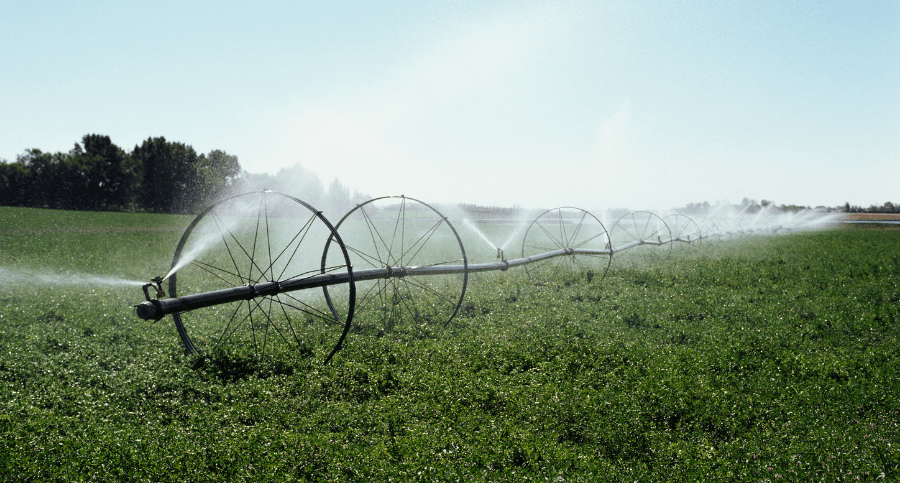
[0,206,898,481]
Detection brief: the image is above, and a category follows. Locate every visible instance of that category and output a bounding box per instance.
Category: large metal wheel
[663,214,703,252]
[696,217,723,241]
[521,207,611,285]
[608,211,673,270]
[168,191,355,364]
[323,196,468,334]
[711,217,737,240]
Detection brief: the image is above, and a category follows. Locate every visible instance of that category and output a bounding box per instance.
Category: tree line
[7,136,893,218]
[0,135,240,214]
[679,198,900,215]
[0,134,372,218]
[843,201,900,214]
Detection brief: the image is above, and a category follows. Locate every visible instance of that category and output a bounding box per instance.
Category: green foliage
[4,135,138,211]
[195,150,241,208]
[81,134,139,210]
[1,209,899,481]
[132,137,201,214]
[1,135,240,214]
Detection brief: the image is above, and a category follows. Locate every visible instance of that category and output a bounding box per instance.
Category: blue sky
[2,1,898,210]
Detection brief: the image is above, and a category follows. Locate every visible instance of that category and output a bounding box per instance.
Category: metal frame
[137,192,792,362]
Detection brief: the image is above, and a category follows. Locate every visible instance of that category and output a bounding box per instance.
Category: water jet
[136,190,833,363]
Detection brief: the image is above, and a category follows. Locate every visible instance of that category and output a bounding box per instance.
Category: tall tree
[324,177,352,219]
[14,149,73,208]
[193,149,241,208]
[0,161,29,206]
[132,137,200,213]
[80,134,137,210]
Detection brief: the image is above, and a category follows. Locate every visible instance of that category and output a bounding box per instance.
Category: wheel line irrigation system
[135,191,835,363]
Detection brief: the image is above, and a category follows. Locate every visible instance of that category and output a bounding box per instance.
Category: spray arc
[136,191,825,363]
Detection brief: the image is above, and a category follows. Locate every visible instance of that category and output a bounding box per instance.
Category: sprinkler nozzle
[137,276,166,322]
[142,276,166,301]
[496,248,505,262]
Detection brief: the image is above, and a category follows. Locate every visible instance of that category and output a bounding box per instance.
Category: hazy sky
[2,1,898,211]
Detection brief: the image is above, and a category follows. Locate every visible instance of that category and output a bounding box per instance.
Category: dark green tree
[131,138,240,213]
[0,160,30,206]
[79,134,137,210]
[132,137,200,213]
[14,149,72,208]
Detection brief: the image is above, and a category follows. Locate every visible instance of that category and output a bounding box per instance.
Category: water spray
[135,190,835,363]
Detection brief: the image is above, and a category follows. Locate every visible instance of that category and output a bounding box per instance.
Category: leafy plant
[1,208,898,481]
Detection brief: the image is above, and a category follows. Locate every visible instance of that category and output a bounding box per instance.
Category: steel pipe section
[136,203,733,322]
[135,246,618,321]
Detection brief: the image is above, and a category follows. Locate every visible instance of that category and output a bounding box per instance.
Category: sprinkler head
[137,276,166,322]
[151,276,166,298]
[496,248,505,262]
[141,276,166,301]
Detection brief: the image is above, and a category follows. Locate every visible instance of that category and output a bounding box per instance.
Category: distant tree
[349,189,370,208]
[1,136,242,212]
[776,204,808,214]
[193,150,241,208]
[79,134,137,210]
[233,170,277,193]
[324,178,352,219]
[233,163,327,208]
[740,198,761,214]
[273,164,327,206]
[677,201,711,215]
[132,137,201,213]
[14,149,73,208]
[1,136,137,211]
[0,160,29,206]
[130,138,242,213]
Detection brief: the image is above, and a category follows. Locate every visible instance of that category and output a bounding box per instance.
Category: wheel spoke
[328,196,467,331]
[189,259,243,287]
[277,291,342,325]
[523,207,611,285]
[271,213,318,282]
[209,210,249,285]
[396,219,443,267]
[170,191,354,363]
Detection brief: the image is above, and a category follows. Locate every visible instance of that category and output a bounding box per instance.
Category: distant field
[0,206,898,481]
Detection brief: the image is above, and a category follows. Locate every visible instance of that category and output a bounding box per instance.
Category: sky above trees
[1,1,897,211]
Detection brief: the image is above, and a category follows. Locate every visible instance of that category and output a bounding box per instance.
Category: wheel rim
[608,211,672,270]
[663,214,702,252]
[711,217,738,240]
[323,196,468,333]
[168,191,355,363]
[521,207,611,285]
[695,217,721,241]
